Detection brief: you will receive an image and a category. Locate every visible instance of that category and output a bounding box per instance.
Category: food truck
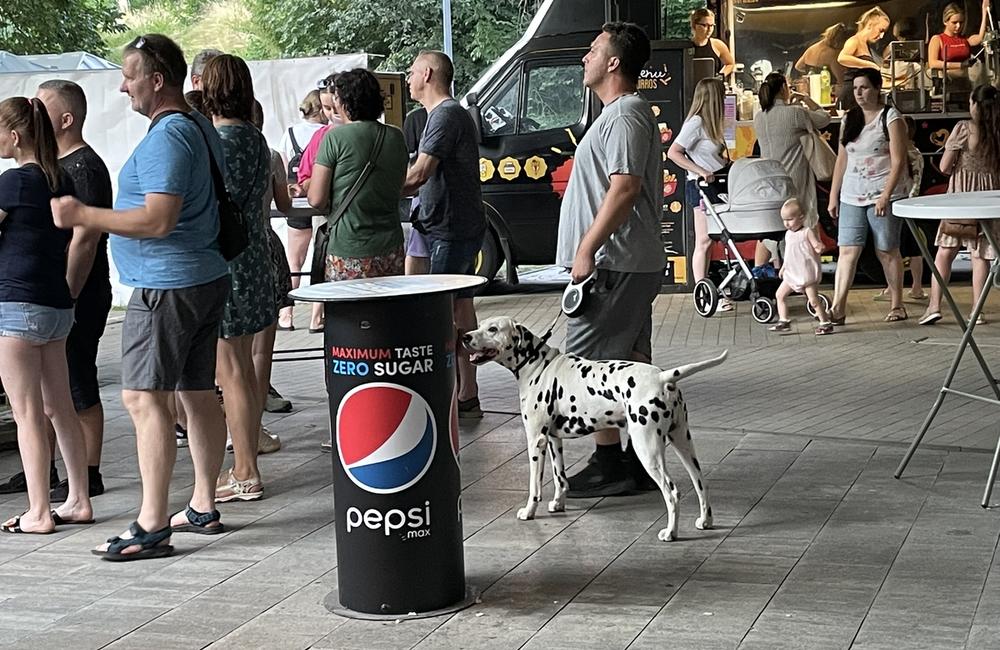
[463,0,995,287]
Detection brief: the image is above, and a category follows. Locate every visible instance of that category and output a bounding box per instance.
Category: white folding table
[892,191,1000,507]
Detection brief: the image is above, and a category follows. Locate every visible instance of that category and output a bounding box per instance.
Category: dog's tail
[659,350,728,386]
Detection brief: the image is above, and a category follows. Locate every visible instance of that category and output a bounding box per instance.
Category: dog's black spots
[692,457,700,471]
[601,374,608,384]
[540,425,549,435]
[557,386,564,400]
[587,386,596,396]
[673,369,680,377]
[531,456,538,461]
[544,390,551,402]
[570,395,576,402]
[667,480,675,492]
[697,479,703,490]
[590,417,597,424]
[570,405,577,413]
[533,496,540,502]
[625,389,632,399]
[537,392,543,403]
[686,430,692,441]
[600,390,615,401]
[651,397,668,410]
[627,376,636,388]
[667,385,676,392]
[628,412,638,423]
[554,415,569,429]
[637,416,647,426]
[616,419,627,428]
[581,366,592,378]
[668,422,677,432]
[638,405,648,416]
[576,427,592,436]
[707,506,713,517]
[546,402,554,416]
[650,411,660,422]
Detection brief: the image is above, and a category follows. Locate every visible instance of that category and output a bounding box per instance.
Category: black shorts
[286,216,313,230]
[67,286,112,411]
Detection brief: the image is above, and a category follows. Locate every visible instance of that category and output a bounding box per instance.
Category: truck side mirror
[464,92,484,143]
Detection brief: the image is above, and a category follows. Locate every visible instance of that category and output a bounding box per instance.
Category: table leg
[895,219,1000,481]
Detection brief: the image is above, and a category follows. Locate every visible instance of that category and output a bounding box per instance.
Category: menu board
[638,42,692,291]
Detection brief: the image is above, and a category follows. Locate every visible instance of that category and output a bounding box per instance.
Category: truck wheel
[474,231,502,281]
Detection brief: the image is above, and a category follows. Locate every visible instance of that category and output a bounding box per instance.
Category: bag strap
[169,111,231,213]
[328,123,387,229]
[288,127,302,155]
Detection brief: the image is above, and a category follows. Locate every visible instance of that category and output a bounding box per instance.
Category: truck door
[477,52,591,267]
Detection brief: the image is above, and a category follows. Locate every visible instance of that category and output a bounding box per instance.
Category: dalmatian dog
[463,316,726,542]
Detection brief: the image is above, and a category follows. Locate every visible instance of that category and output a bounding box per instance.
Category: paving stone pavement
[0,284,999,649]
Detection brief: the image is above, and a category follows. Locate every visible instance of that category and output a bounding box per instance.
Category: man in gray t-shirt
[403,50,487,419]
[556,22,664,498]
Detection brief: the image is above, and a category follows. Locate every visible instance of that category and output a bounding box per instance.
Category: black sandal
[1,513,55,535]
[171,506,225,535]
[51,510,95,526]
[92,521,174,562]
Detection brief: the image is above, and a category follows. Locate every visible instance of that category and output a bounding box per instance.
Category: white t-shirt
[840,106,911,206]
[277,121,326,165]
[674,115,727,181]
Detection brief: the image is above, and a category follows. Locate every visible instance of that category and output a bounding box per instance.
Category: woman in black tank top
[837,7,890,108]
[690,8,734,76]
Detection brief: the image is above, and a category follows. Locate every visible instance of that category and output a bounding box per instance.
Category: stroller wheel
[752,297,777,324]
[806,293,832,319]
[693,279,720,317]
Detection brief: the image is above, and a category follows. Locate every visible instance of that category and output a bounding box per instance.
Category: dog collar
[512,313,560,377]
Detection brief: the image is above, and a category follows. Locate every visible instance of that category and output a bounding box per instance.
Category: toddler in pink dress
[770,199,834,335]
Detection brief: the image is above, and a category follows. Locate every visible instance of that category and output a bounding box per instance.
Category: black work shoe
[0,464,60,494]
[624,442,659,492]
[567,451,636,498]
[49,470,105,503]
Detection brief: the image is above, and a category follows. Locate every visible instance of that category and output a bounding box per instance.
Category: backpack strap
[288,127,302,155]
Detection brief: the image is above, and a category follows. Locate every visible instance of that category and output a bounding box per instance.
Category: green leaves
[0,0,125,56]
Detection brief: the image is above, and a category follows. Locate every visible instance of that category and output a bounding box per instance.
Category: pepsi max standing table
[290,274,486,619]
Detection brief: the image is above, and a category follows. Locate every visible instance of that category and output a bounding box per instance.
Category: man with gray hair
[190,48,223,89]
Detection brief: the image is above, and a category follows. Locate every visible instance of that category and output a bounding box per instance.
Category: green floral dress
[217,123,276,338]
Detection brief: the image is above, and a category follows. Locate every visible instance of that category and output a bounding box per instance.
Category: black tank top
[692,40,723,74]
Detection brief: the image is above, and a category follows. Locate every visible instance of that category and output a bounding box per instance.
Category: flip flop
[884,307,908,322]
[92,521,174,562]
[51,511,95,526]
[919,311,942,326]
[1,514,55,535]
[171,506,225,535]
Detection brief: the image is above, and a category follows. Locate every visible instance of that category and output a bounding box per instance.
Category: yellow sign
[524,156,547,180]
[498,157,521,181]
[479,158,495,182]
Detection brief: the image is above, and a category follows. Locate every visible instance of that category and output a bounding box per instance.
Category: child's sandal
[769,320,792,332]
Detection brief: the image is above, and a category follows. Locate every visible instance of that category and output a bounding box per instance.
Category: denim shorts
[429,236,482,299]
[0,302,74,345]
[837,201,902,252]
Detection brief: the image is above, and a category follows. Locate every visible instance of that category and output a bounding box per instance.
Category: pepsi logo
[337,383,437,494]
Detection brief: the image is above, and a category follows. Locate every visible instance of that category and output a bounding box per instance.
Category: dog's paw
[695,516,713,530]
[516,506,536,521]
[547,499,565,513]
[657,528,677,542]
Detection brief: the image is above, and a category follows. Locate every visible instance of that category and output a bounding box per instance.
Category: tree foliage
[0,0,124,56]
[244,0,542,94]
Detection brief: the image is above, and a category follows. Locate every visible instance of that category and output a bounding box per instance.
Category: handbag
[310,124,388,284]
[940,220,980,239]
[176,112,250,261]
[800,124,837,182]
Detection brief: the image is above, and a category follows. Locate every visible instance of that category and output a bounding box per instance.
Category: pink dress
[782,227,821,292]
[934,120,1000,259]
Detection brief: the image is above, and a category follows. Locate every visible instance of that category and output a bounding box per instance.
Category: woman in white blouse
[668,78,729,307]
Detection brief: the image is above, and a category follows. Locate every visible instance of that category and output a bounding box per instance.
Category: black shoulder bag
[310,124,387,284]
[174,112,249,262]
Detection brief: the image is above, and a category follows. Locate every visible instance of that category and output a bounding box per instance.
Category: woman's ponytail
[29,98,61,192]
[758,72,787,112]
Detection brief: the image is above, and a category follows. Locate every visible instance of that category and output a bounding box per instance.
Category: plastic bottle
[819,66,832,105]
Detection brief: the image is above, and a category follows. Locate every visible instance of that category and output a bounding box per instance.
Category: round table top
[893,191,1000,220]
[289,274,487,302]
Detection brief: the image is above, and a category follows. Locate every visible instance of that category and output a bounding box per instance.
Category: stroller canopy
[719,158,795,213]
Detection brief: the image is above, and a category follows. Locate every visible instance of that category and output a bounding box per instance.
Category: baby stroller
[693,157,830,323]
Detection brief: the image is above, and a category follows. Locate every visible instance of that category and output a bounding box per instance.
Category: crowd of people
[0,33,486,557]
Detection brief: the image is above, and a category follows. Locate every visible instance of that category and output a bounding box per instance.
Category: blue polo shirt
[111,111,229,289]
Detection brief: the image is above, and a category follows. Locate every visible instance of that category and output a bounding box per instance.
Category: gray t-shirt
[418,99,486,241]
[556,93,664,273]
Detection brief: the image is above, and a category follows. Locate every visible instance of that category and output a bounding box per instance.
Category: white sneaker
[258,427,281,454]
[264,385,292,413]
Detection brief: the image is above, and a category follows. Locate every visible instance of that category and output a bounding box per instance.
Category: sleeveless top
[692,39,723,74]
[839,41,882,108]
[938,33,971,62]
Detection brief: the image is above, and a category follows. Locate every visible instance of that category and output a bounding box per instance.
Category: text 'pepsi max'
[322,293,466,616]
